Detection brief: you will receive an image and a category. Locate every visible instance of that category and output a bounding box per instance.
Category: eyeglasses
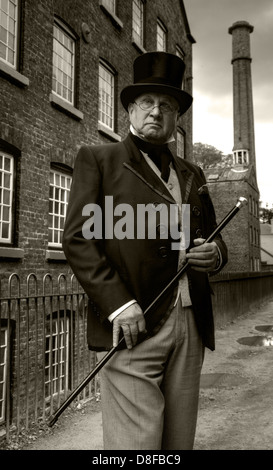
[134,98,178,114]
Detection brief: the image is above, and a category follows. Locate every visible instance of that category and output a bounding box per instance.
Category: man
[63,52,228,450]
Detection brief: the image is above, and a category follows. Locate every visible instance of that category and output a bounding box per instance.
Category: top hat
[120,52,193,116]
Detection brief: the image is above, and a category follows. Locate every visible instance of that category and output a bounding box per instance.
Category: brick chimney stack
[228,21,256,168]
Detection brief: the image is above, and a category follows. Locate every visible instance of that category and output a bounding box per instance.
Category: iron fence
[2,269,272,443]
[0,273,98,441]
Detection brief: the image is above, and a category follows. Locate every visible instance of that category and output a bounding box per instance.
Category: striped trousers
[98,299,204,450]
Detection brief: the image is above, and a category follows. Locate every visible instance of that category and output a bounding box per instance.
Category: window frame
[52,18,76,107]
[45,315,70,399]
[0,326,8,424]
[156,19,167,52]
[0,150,16,245]
[99,0,123,29]
[132,0,144,47]
[102,0,116,15]
[233,149,249,165]
[176,45,185,90]
[0,0,19,69]
[176,45,185,60]
[98,60,116,132]
[48,166,72,250]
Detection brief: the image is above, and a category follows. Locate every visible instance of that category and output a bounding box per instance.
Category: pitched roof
[204,166,252,182]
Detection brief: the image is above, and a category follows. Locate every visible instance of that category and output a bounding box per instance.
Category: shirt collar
[130,124,175,144]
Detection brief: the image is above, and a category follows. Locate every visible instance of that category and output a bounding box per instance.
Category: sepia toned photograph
[0,0,272,458]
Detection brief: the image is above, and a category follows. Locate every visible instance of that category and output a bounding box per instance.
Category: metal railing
[0,273,98,440]
[2,269,272,442]
[210,270,273,327]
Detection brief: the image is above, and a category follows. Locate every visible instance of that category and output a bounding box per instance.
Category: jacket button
[192,206,201,216]
[152,202,163,211]
[156,224,168,236]
[158,246,168,258]
[196,229,203,238]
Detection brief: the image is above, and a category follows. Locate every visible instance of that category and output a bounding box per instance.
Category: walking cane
[47,196,247,427]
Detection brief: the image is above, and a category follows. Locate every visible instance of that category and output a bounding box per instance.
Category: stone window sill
[46,250,66,261]
[99,1,123,29]
[0,247,24,259]
[0,60,29,87]
[50,93,84,121]
[98,122,121,142]
[132,39,146,54]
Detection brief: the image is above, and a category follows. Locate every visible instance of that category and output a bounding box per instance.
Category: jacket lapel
[122,134,194,205]
[172,157,194,204]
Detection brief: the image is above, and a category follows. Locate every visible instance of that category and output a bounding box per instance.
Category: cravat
[130,133,173,182]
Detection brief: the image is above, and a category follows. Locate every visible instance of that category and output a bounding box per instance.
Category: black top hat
[120,52,193,116]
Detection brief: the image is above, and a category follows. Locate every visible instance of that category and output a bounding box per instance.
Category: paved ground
[8,297,273,451]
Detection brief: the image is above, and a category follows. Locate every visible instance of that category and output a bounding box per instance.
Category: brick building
[0,0,194,277]
[260,221,273,271]
[204,165,260,272]
[0,0,194,432]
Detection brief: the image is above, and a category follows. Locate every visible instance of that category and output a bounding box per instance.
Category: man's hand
[186,238,219,272]
[112,303,146,349]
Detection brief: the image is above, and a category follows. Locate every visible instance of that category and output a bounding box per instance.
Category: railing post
[7,274,20,436]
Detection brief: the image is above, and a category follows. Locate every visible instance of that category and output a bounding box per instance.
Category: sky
[183,0,273,207]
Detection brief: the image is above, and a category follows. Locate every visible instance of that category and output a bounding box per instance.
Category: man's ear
[128,102,133,115]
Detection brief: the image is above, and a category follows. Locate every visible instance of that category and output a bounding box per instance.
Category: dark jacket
[62,134,228,351]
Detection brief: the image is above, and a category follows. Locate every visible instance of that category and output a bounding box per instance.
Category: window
[176,45,185,60]
[102,0,116,14]
[99,0,123,29]
[99,61,115,131]
[0,152,14,244]
[0,0,18,68]
[0,326,7,424]
[249,195,252,213]
[52,20,76,105]
[45,316,69,398]
[252,198,255,216]
[157,20,167,52]
[233,149,249,165]
[177,129,185,159]
[176,46,185,90]
[250,225,253,244]
[49,169,71,248]
[132,0,144,46]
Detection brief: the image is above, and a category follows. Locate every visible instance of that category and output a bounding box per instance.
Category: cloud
[192,91,233,154]
[253,83,273,122]
[255,122,273,193]
[185,0,273,102]
[184,0,273,203]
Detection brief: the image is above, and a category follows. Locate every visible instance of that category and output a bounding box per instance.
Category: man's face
[128,92,179,144]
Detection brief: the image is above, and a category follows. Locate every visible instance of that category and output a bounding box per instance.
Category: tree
[192,142,224,169]
[260,207,273,224]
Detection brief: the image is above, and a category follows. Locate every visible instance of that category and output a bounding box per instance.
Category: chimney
[228,21,256,168]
